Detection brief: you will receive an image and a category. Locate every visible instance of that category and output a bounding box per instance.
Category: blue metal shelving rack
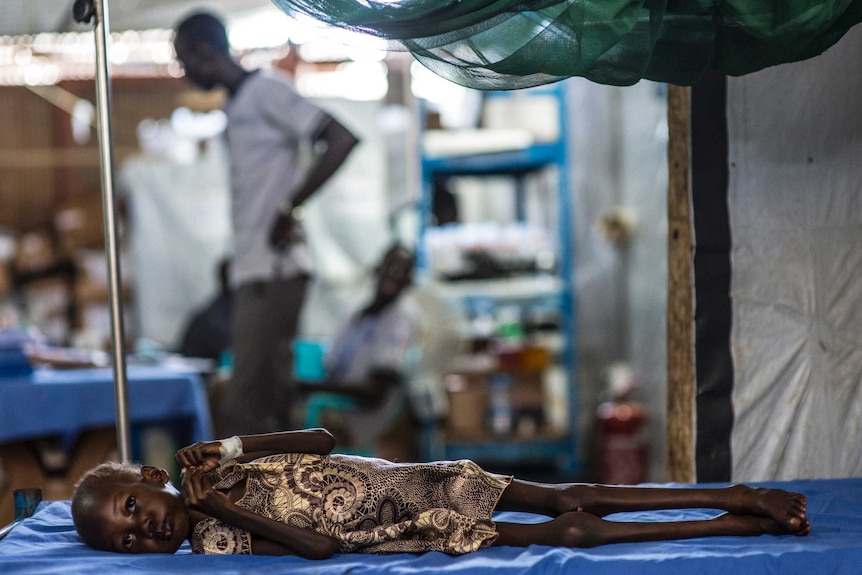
[416,82,579,475]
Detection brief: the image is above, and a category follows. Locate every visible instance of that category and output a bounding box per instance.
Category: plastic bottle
[488,373,513,435]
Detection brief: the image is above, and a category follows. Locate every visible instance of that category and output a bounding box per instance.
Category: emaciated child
[72,428,810,556]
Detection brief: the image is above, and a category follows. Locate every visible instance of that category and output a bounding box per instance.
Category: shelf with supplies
[421,140,567,176]
[428,276,564,302]
[415,81,579,474]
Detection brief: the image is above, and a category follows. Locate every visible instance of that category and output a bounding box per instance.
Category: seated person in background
[299,244,419,448]
[71,428,811,556]
[178,258,232,363]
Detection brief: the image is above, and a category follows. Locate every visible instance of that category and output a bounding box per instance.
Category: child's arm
[239,428,336,459]
[183,466,340,558]
[176,428,336,471]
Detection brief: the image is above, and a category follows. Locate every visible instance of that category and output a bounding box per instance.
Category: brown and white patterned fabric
[191,453,511,555]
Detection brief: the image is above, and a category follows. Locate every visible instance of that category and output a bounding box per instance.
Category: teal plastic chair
[294,286,462,459]
[294,338,399,457]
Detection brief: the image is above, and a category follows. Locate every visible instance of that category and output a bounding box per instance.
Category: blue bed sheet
[1,478,860,575]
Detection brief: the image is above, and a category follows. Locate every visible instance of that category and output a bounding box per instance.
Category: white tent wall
[567,79,669,481]
[297,97,391,341]
[0,0,277,37]
[121,140,232,350]
[728,26,862,481]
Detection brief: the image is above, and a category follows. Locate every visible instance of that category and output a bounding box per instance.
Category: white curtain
[728,26,862,481]
[121,141,232,350]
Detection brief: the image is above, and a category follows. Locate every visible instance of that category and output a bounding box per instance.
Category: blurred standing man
[173,12,359,435]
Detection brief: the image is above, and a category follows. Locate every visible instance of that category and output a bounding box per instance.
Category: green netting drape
[271,0,862,88]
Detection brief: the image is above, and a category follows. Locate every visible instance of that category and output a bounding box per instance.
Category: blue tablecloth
[0,365,213,446]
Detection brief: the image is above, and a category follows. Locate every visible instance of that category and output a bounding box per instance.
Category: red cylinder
[596,400,649,485]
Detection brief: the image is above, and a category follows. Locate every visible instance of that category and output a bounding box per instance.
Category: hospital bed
[1,477,860,574]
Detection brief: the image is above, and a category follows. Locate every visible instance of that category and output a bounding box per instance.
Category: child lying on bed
[71,428,810,556]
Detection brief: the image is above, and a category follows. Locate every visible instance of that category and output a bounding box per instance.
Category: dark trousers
[220,275,309,436]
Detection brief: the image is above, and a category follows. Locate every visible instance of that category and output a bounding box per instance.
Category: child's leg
[496,481,808,529]
[493,510,809,549]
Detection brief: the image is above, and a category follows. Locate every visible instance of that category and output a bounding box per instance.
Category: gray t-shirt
[224,69,327,287]
[323,297,420,443]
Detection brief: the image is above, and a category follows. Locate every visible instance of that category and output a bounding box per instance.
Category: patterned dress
[191,453,512,555]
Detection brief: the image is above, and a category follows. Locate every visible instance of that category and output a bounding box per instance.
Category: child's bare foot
[719,512,811,537]
[726,485,808,531]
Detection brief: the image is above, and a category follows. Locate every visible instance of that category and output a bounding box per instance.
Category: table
[0,364,213,447]
[0,365,214,525]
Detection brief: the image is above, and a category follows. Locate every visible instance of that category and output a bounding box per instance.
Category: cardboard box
[444,369,548,440]
[55,195,106,256]
[13,231,54,273]
[445,374,489,439]
[0,261,11,299]
[0,429,117,526]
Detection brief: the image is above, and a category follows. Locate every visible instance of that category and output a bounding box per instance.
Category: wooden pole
[666,85,694,483]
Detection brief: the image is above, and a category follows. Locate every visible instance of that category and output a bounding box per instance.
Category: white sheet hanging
[727,26,862,481]
[121,141,232,350]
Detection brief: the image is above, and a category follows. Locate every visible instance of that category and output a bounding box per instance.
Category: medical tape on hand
[218,435,243,465]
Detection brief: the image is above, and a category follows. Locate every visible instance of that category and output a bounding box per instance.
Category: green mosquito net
[270,0,862,88]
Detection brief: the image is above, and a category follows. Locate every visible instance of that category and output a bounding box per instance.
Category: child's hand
[175,441,222,472]
[181,466,231,515]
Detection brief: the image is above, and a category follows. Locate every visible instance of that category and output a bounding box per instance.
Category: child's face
[87,466,190,554]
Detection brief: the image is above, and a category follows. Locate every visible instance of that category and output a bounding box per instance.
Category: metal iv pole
[72,0,132,463]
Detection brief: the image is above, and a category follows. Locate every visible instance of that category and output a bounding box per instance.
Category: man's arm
[293,115,359,207]
[269,116,359,249]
